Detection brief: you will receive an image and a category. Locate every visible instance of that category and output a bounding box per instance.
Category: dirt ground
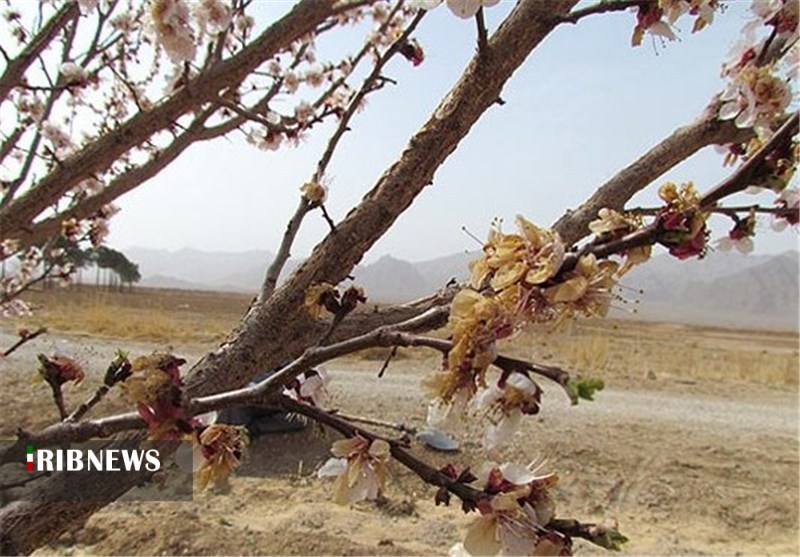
[0,321,798,556]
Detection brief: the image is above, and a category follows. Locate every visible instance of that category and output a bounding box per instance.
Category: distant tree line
[48,241,141,291]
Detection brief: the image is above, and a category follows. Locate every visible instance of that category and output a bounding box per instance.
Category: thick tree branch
[0,3,79,105]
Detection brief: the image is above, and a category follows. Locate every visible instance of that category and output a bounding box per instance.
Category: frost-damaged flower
[304,282,339,318]
[719,64,792,131]
[471,372,540,456]
[195,424,248,490]
[36,354,85,387]
[149,0,197,63]
[772,187,800,231]
[409,0,500,19]
[470,217,565,298]
[317,435,390,504]
[656,182,709,260]
[300,181,328,203]
[717,213,756,254]
[463,463,566,556]
[122,352,195,440]
[588,208,651,276]
[544,254,619,321]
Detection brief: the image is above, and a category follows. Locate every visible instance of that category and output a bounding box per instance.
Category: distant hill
[125,245,799,331]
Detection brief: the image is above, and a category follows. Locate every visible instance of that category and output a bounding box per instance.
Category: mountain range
[125,246,800,331]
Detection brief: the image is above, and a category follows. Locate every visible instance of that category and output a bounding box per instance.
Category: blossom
[294,100,314,124]
[317,436,391,504]
[409,0,500,19]
[472,372,540,455]
[150,0,197,63]
[656,182,709,260]
[772,187,800,230]
[470,217,565,293]
[544,254,619,319]
[716,214,756,254]
[588,208,650,275]
[303,65,325,88]
[284,368,330,408]
[300,181,327,203]
[195,423,248,490]
[462,463,564,556]
[194,0,231,36]
[631,4,676,47]
[247,128,282,151]
[719,64,792,131]
[59,62,88,86]
[122,352,195,440]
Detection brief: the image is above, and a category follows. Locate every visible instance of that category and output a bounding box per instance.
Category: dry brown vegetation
[1,286,798,555]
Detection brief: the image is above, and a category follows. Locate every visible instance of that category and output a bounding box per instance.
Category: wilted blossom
[317,435,391,504]
[36,354,85,387]
[588,208,650,275]
[300,181,328,203]
[194,423,248,490]
[122,352,195,440]
[656,182,709,260]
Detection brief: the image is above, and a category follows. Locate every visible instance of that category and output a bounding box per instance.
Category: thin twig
[1,327,47,357]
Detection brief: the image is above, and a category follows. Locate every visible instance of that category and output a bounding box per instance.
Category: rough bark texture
[552,100,754,245]
[0,1,579,553]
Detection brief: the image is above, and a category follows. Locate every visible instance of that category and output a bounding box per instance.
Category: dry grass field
[1,285,798,556]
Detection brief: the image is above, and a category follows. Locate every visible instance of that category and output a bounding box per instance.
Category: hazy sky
[109,1,799,263]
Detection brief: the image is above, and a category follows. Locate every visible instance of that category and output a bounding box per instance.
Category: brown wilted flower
[36,354,85,387]
[195,424,249,490]
[121,352,194,440]
[304,282,338,319]
[300,181,328,203]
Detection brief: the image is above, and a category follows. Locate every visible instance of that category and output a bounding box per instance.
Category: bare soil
[0,325,797,556]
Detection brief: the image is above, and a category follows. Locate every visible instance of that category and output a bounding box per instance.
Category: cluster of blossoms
[630,0,719,46]
[120,351,248,487]
[148,0,233,63]
[655,182,709,260]
[424,217,620,454]
[121,352,196,440]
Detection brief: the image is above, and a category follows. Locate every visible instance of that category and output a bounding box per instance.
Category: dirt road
[0,331,796,555]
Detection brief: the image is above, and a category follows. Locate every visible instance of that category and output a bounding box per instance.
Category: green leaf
[599,528,629,551]
[566,377,605,405]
